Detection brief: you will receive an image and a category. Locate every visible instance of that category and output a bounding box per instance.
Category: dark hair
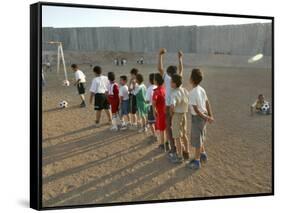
[190,68,203,85]
[136,73,144,84]
[258,94,264,98]
[71,64,78,69]
[120,75,127,82]
[154,73,164,86]
[171,74,182,87]
[108,72,115,81]
[93,66,102,75]
[167,65,177,76]
[149,73,155,85]
[130,68,139,75]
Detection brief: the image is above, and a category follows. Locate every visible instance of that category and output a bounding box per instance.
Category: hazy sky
[42,5,271,28]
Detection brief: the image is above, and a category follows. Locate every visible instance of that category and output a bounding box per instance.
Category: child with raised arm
[119,75,130,130]
[146,73,157,142]
[188,68,214,170]
[157,48,184,161]
[135,73,148,133]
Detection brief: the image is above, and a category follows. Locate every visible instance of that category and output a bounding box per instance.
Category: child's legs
[150,123,156,135]
[195,146,201,160]
[79,94,85,101]
[175,137,183,157]
[104,109,112,122]
[200,144,205,153]
[159,130,165,145]
[95,110,102,123]
[166,106,176,152]
[181,114,189,153]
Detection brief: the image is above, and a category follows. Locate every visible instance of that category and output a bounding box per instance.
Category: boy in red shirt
[152,73,166,150]
[107,72,120,131]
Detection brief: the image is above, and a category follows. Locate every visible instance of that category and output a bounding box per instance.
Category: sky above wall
[42,6,271,28]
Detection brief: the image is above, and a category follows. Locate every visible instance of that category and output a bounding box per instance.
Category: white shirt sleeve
[119,86,123,97]
[89,79,97,93]
[189,91,197,106]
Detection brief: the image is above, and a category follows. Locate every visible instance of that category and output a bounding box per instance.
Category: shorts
[129,94,137,114]
[190,115,207,148]
[77,83,85,94]
[108,97,119,114]
[171,113,187,139]
[155,111,166,131]
[94,93,110,111]
[121,99,129,116]
[147,105,155,124]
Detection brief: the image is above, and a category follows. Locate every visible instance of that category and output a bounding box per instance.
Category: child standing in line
[152,73,166,150]
[119,75,130,130]
[128,68,139,129]
[135,74,148,133]
[188,68,214,170]
[157,48,184,158]
[146,73,157,142]
[71,64,86,107]
[89,66,112,127]
[107,72,120,131]
[170,74,190,163]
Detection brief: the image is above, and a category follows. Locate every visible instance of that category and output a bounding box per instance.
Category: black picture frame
[30,1,274,210]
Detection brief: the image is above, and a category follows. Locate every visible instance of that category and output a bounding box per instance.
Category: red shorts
[108,97,119,114]
[155,111,166,131]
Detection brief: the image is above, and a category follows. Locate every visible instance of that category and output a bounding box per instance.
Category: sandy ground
[42,63,272,207]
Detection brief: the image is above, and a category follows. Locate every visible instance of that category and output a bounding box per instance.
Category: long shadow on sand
[43,137,148,184]
[44,146,196,207]
[43,129,137,166]
[43,105,81,113]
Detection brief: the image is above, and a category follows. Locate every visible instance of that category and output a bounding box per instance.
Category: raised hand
[159,48,167,55]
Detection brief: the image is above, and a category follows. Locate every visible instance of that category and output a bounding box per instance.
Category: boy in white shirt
[170,74,190,163]
[89,66,112,127]
[158,48,185,160]
[71,64,86,107]
[119,75,130,130]
[188,68,214,169]
[146,73,157,142]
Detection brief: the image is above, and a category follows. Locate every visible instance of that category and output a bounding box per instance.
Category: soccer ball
[261,103,270,113]
[63,80,70,86]
[59,100,68,108]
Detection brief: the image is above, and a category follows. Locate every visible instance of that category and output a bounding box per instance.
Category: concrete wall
[42,23,272,56]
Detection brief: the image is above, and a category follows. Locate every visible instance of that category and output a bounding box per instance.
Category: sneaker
[167,151,177,160]
[188,159,201,170]
[80,102,86,108]
[93,122,100,128]
[120,124,127,130]
[200,152,208,163]
[170,154,184,164]
[158,144,165,151]
[110,126,118,131]
[183,151,190,161]
[130,124,138,130]
[164,141,170,152]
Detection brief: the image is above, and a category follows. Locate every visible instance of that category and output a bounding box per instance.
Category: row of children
[71,48,214,169]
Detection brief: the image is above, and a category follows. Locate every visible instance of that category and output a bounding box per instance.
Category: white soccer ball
[261,103,270,113]
[63,80,70,86]
[59,100,68,108]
